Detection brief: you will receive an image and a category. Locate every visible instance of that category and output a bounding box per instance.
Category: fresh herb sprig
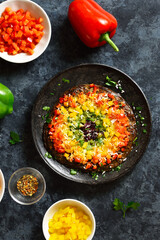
[113,198,140,218]
[9,131,22,145]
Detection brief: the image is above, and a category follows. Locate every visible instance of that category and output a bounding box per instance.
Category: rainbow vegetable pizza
[43,84,137,172]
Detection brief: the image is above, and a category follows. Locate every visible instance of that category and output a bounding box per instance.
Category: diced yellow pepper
[82,142,88,149]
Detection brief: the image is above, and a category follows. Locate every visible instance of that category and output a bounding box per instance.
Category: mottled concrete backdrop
[0,0,160,239]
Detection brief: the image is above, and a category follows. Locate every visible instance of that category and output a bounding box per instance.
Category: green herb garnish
[62,78,70,83]
[9,131,22,145]
[136,106,142,111]
[70,169,77,175]
[79,140,84,147]
[113,198,140,218]
[45,152,52,158]
[91,172,98,180]
[58,83,61,86]
[143,129,147,134]
[133,137,138,143]
[105,75,123,92]
[105,75,116,87]
[43,106,50,111]
[50,92,54,95]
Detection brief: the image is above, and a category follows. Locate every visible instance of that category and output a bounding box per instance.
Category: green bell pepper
[0,83,14,119]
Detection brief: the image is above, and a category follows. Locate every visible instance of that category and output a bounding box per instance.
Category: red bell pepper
[68,0,119,51]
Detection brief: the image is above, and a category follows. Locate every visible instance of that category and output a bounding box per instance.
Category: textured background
[0,0,160,239]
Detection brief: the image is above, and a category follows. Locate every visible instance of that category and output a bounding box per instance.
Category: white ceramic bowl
[42,199,96,240]
[0,169,5,202]
[0,0,51,63]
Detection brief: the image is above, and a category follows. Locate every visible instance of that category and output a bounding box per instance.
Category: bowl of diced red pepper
[0,0,51,63]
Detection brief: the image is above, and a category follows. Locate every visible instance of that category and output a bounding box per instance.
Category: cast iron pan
[31,64,151,184]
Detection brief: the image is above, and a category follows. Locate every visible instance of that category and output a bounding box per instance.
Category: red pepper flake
[17,174,38,197]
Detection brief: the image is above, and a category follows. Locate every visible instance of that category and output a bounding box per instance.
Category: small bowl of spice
[8,167,46,205]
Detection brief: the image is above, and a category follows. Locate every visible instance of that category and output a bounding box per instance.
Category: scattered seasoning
[136,106,142,111]
[17,175,38,197]
[42,112,51,123]
[91,172,98,180]
[62,78,70,83]
[42,106,50,111]
[45,152,52,158]
[70,169,77,175]
[133,137,138,143]
[112,165,122,172]
[9,131,22,145]
[131,104,147,139]
[105,75,123,92]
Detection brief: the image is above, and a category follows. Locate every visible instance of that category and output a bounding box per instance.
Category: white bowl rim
[0,169,5,202]
[42,198,96,240]
[8,167,46,205]
[0,0,52,63]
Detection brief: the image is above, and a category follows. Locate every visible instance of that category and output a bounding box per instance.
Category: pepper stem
[99,32,119,52]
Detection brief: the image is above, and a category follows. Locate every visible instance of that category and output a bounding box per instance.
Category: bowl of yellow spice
[8,167,46,205]
[42,199,96,240]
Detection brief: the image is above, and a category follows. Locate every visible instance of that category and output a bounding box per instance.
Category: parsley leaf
[113,198,140,218]
[62,78,70,83]
[9,131,22,145]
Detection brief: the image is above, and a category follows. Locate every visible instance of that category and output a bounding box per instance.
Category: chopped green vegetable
[70,169,77,175]
[105,75,116,87]
[42,115,45,120]
[79,140,84,147]
[113,198,140,218]
[50,93,54,95]
[58,83,61,86]
[9,131,22,145]
[43,106,50,111]
[46,118,51,123]
[91,172,98,180]
[136,106,142,111]
[133,137,138,143]
[105,75,123,92]
[45,152,52,159]
[62,78,70,83]
[143,129,147,134]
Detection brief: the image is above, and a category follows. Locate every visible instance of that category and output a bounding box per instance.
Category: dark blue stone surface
[0,0,160,239]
